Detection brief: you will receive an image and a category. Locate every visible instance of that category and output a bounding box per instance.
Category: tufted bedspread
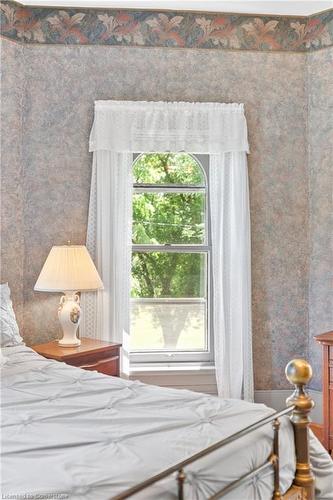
[1,344,333,500]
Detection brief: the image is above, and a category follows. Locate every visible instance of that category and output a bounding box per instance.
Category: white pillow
[0,283,24,347]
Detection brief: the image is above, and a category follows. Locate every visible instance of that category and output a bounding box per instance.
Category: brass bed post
[272,418,281,499]
[177,468,186,500]
[285,359,315,500]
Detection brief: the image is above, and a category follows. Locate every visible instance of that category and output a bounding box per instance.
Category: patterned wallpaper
[0,38,24,331]
[307,48,333,391]
[0,0,332,51]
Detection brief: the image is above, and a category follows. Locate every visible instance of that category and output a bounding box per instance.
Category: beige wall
[0,39,24,330]
[307,48,333,390]
[2,39,330,391]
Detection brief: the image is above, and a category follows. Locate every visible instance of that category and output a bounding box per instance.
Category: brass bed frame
[113,359,316,500]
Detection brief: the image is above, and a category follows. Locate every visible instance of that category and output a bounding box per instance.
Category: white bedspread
[1,345,332,500]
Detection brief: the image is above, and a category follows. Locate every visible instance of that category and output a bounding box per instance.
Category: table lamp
[34,245,103,347]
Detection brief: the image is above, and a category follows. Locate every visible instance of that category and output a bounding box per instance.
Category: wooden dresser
[315,331,333,455]
[33,337,121,377]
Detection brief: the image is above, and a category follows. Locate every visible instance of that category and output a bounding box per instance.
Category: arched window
[130,153,212,363]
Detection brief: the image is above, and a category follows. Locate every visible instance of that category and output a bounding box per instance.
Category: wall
[0,38,24,330]
[0,37,311,390]
[307,47,333,390]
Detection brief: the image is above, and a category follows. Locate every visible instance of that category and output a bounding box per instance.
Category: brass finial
[286,359,314,417]
[285,359,313,386]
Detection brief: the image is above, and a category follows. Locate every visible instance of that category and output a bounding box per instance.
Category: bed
[1,343,333,500]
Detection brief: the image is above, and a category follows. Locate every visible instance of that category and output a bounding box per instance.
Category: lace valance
[89,100,249,154]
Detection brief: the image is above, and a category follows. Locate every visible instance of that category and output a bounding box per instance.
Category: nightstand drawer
[65,349,118,368]
[79,355,119,376]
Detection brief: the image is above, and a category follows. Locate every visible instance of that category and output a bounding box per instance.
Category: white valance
[89,100,249,154]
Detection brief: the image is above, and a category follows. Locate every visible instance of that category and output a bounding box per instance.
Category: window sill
[129,362,215,374]
[125,362,217,395]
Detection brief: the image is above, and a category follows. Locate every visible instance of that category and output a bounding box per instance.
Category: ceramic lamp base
[58,337,81,347]
[58,292,81,347]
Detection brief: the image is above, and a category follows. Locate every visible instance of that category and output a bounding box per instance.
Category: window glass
[130,153,210,360]
[133,153,205,186]
[132,193,205,245]
[131,252,207,298]
[131,301,207,351]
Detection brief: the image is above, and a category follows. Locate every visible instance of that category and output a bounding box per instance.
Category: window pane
[130,300,207,351]
[131,252,207,298]
[133,193,205,245]
[133,153,205,186]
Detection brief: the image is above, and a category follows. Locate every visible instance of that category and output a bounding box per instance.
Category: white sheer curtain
[210,153,253,401]
[80,151,132,348]
[81,100,253,401]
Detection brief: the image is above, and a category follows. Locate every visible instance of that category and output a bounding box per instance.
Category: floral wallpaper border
[1,0,333,51]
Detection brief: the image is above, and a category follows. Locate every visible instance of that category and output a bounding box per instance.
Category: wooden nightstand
[314,331,333,456]
[33,337,121,377]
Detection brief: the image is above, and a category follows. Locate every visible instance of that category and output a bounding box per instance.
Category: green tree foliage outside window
[132,153,207,300]
[133,152,205,185]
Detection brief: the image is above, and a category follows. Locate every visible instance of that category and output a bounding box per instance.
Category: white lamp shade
[34,245,104,292]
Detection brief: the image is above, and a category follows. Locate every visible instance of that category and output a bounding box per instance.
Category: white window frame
[130,153,214,365]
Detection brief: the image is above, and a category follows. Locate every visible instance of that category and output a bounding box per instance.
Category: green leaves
[132,153,207,300]
[131,252,207,298]
[133,152,205,185]
[132,193,205,245]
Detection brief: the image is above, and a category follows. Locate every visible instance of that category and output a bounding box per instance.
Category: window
[130,153,212,363]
